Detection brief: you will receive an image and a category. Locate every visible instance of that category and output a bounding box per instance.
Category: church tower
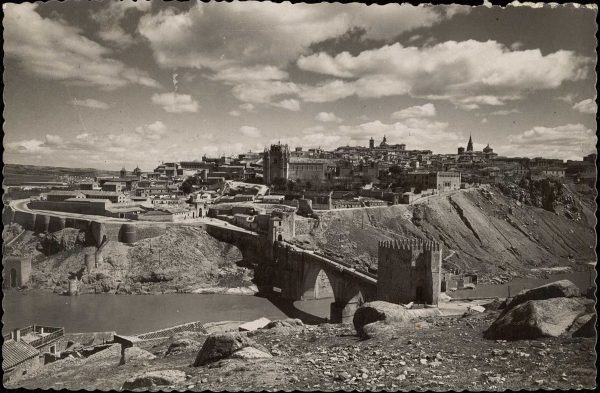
[466,134,474,152]
[369,137,375,149]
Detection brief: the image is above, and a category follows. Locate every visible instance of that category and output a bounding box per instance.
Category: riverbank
[6,308,595,391]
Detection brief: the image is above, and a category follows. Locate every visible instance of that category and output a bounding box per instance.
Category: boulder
[570,313,596,338]
[484,297,593,340]
[239,317,271,332]
[230,347,273,360]
[353,301,441,338]
[506,280,580,311]
[193,332,265,366]
[259,318,305,335]
[122,370,186,390]
[165,339,201,357]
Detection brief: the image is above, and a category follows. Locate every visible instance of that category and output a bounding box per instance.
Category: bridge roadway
[9,199,242,230]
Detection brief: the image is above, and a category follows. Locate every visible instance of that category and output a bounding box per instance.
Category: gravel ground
[6,310,596,391]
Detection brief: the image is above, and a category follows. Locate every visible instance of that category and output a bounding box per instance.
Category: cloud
[502,123,597,161]
[297,40,589,106]
[316,112,343,123]
[489,108,520,116]
[70,98,110,110]
[481,118,488,124]
[3,4,161,90]
[276,117,463,153]
[90,0,152,49]
[239,126,261,138]
[212,65,289,83]
[232,81,299,105]
[391,103,436,120]
[5,139,50,154]
[229,103,256,116]
[572,98,597,114]
[556,93,577,103]
[273,99,301,111]
[138,3,467,71]
[135,121,168,140]
[151,93,199,113]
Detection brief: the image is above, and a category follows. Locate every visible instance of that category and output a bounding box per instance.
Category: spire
[467,133,473,152]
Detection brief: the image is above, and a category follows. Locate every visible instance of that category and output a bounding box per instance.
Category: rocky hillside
[3,225,250,295]
[293,186,596,283]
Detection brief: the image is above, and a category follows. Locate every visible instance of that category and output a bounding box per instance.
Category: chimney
[12,328,21,342]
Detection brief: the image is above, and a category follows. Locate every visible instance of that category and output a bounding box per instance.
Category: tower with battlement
[376,238,442,305]
[263,143,290,186]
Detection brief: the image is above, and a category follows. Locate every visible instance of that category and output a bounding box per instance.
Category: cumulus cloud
[572,98,597,114]
[3,4,161,90]
[90,0,152,49]
[239,126,261,138]
[297,40,589,106]
[70,98,110,110]
[391,103,436,120]
[5,139,50,154]
[151,93,199,113]
[502,123,597,161]
[135,121,168,140]
[138,3,467,71]
[316,112,343,123]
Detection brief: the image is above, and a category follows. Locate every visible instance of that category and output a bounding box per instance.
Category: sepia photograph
[2,0,597,391]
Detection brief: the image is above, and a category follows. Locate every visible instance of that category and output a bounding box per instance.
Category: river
[2,292,332,335]
[451,270,595,299]
[4,271,594,336]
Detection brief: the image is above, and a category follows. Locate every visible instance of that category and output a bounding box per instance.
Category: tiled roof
[2,340,39,371]
[46,190,84,196]
[289,158,330,164]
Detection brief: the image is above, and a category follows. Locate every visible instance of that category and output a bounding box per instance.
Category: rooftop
[2,340,39,371]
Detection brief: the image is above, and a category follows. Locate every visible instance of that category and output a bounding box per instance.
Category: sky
[2,1,598,171]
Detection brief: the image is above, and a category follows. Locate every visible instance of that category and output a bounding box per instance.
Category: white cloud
[297,40,589,106]
[316,112,343,123]
[90,0,152,49]
[70,98,110,110]
[502,123,597,161]
[151,93,199,113]
[556,93,577,103]
[572,98,597,114]
[135,121,168,140]
[229,110,241,117]
[239,126,261,138]
[298,80,356,103]
[391,103,436,120]
[481,118,488,124]
[232,80,300,105]
[489,108,520,116]
[240,103,255,112]
[273,99,301,111]
[3,4,161,90]
[44,134,64,147]
[138,3,467,71]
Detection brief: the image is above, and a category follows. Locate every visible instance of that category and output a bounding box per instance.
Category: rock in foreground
[506,280,581,311]
[193,332,266,366]
[122,370,186,390]
[484,297,593,340]
[353,301,441,338]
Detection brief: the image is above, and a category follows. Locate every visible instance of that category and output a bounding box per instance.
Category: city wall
[5,204,166,246]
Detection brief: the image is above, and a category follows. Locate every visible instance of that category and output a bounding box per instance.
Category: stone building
[263,143,290,186]
[376,239,442,305]
[400,171,461,192]
[3,256,32,289]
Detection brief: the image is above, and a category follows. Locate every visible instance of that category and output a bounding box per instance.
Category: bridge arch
[302,265,335,300]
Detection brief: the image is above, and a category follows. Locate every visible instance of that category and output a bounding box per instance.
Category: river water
[3,271,594,336]
[451,270,595,299]
[2,292,331,335]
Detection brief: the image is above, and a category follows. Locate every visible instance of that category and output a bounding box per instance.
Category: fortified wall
[4,204,167,246]
[377,239,442,305]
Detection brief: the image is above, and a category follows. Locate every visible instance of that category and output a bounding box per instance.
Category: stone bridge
[205,222,378,323]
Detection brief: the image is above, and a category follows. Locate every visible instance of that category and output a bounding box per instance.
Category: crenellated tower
[376,238,442,305]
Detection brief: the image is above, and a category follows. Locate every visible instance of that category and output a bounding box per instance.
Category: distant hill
[2,164,119,186]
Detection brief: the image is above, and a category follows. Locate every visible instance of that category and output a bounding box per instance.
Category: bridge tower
[376,238,442,305]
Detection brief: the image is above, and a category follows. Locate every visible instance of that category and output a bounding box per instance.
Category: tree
[180,178,194,194]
